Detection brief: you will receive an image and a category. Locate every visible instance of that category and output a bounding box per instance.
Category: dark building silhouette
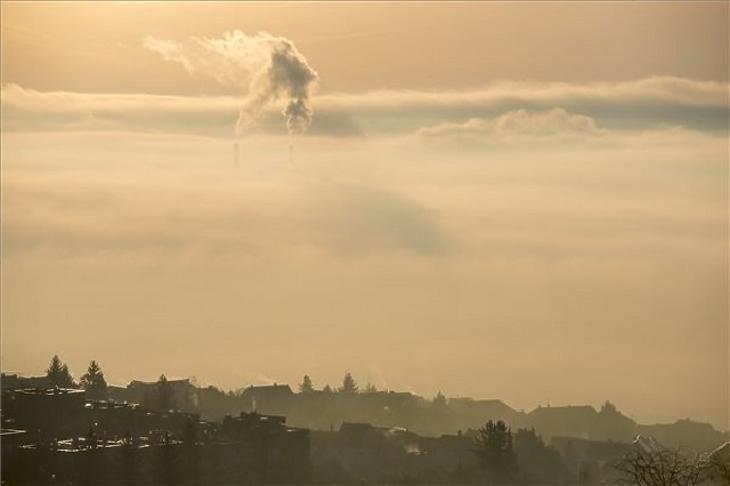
[240,383,294,416]
[2,370,728,485]
[526,405,598,440]
[127,378,198,410]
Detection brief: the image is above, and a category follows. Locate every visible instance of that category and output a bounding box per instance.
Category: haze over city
[1,0,728,435]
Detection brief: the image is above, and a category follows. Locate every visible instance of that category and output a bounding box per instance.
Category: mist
[2,123,726,430]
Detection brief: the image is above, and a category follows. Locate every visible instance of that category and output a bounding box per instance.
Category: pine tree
[59,364,74,388]
[157,374,176,411]
[47,355,63,385]
[46,355,75,388]
[80,360,108,399]
[299,374,314,393]
[473,420,518,481]
[339,372,358,394]
[434,391,447,408]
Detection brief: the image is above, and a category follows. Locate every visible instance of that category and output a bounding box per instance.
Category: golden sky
[1,2,728,430]
[2,2,728,93]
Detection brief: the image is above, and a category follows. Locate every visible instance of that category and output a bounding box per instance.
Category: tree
[157,374,176,411]
[705,442,730,485]
[46,355,75,388]
[433,392,447,408]
[80,360,108,399]
[601,400,618,414]
[322,384,333,394]
[339,372,358,394]
[299,374,314,393]
[473,420,518,482]
[364,383,378,393]
[513,428,567,484]
[613,443,709,486]
[707,446,730,486]
[596,400,636,442]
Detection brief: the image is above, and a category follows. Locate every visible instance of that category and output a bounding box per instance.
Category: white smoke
[144,31,318,136]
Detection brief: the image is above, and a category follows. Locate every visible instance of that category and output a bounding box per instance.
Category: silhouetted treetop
[46,355,75,388]
[80,360,108,399]
[299,374,314,393]
[434,391,447,408]
[473,419,518,480]
[339,372,358,394]
[155,374,177,412]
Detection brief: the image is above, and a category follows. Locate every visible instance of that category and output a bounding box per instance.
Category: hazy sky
[1,2,728,430]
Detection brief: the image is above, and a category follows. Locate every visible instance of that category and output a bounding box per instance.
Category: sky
[1,2,728,430]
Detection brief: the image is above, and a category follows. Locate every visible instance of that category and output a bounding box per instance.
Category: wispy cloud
[416,108,601,145]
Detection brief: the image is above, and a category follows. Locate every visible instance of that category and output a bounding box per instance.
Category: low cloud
[417,108,600,144]
[2,76,727,139]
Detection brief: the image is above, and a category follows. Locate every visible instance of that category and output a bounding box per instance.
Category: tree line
[43,355,176,411]
[45,355,108,399]
[44,358,446,403]
[298,372,445,401]
[299,372,365,394]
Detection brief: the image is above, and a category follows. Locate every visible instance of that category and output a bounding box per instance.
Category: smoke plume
[144,31,318,136]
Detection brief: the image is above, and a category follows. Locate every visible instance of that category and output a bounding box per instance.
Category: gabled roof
[528,404,597,418]
[240,384,293,396]
[127,378,192,388]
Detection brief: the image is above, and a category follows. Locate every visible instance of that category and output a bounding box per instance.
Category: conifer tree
[80,360,108,399]
[299,374,314,393]
[339,372,358,394]
[46,355,75,388]
[157,374,176,411]
[473,420,518,481]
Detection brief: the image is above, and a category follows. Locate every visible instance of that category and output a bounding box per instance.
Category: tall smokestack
[233,142,240,168]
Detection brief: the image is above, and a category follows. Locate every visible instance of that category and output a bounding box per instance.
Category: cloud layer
[3,76,727,139]
[416,108,600,144]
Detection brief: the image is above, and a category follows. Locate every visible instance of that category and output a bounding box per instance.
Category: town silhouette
[1,356,728,484]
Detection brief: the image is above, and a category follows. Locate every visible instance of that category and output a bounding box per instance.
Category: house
[221,411,310,482]
[549,435,632,484]
[527,405,599,440]
[1,373,50,391]
[126,378,198,410]
[3,388,86,438]
[239,384,294,416]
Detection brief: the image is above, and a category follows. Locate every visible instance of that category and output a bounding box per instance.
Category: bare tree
[614,444,709,486]
[706,443,730,486]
